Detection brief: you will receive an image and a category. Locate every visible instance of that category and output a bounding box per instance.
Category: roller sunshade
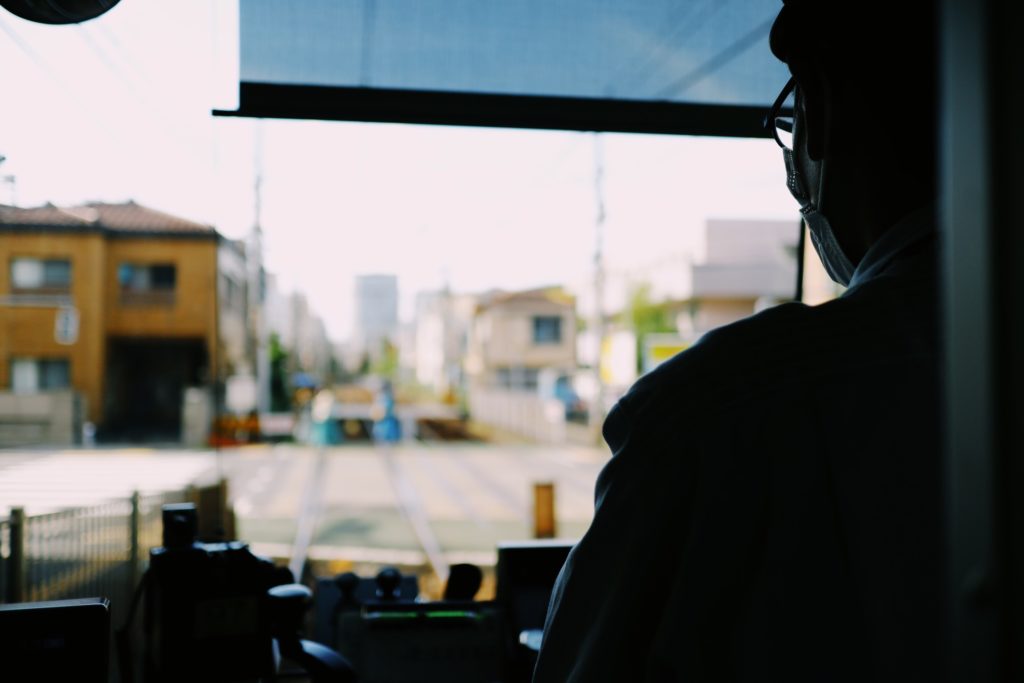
[215,0,789,137]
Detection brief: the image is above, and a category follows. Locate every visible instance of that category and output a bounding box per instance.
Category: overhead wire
[601,3,700,95]
[604,0,730,98]
[0,14,124,144]
[73,22,213,162]
[93,21,150,84]
[76,23,143,95]
[653,16,774,99]
[0,11,224,222]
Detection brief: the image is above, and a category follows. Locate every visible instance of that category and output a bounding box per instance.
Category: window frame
[10,357,71,393]
[118,262,178,306]
[9,256,72,294]
[532,315,563,345]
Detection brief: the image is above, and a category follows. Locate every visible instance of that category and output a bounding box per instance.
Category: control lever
[267,583,357,683]
[374,567,402,601]
[443,563,483,601]
[334,572,361,609]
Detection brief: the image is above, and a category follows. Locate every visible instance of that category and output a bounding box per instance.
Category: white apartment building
[413,290,476,394]
[354,274,398,358]
[687,218,800,334]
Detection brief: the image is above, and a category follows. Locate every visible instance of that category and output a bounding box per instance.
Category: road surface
[0,443,607,582]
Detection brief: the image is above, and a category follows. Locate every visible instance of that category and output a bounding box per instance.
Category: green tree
[357,352,371,377]
[370,339,400,380]
[269,333,291,411]
[623,283,676,373]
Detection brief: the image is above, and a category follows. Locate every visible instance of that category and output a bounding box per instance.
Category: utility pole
[251,126,271,415]
[0,154,16,206]
[591,134,607,428]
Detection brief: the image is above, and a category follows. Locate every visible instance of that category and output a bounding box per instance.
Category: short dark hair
[770,0,938,186]
[769,1,936,75]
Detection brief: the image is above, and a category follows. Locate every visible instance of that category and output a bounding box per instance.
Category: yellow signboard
[643,335,690,373]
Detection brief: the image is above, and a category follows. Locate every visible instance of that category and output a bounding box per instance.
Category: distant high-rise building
[354,274,398,356]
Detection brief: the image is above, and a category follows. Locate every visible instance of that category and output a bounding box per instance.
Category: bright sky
[0,1,797,342]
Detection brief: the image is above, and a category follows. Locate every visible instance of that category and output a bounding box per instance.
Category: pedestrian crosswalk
[0,448,217,515]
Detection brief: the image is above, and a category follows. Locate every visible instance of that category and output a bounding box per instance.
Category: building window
[532,315,562,344]
[119,263,176,305]
[10,358,70,393]
[496,366,539,390]
[10,257,71,293]
[220,274,243,311]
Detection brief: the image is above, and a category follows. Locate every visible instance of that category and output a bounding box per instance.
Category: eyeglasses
[765,76,796,151]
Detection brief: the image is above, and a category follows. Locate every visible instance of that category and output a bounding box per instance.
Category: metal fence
[0,487,209,626]
[0,481,232,683]
[0,514,10,604]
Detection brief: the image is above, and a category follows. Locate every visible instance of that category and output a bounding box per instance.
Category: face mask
[782,139,856,286]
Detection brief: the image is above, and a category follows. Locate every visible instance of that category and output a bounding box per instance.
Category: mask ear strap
[783,147,806,205]
[792,68,832,212]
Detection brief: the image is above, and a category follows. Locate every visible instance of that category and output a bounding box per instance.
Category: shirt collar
[846,204,936,289]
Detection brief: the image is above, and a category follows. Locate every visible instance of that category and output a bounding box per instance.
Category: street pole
[0,153,16,206]
[251,126,271,416]
[591,134,607,430]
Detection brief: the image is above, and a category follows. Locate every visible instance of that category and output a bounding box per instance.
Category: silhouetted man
[533,2,941,680]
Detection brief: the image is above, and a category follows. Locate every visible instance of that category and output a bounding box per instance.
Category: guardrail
[0,481,230,627]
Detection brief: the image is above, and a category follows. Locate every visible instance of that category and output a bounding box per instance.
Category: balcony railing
[119,289,176,307]
[0,292,73,307]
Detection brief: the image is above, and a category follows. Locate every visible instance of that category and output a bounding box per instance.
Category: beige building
[463,287,581,443]
[465,287,577,391]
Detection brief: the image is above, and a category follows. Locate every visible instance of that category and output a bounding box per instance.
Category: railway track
[259,441,603,597]
[285,444,453,593]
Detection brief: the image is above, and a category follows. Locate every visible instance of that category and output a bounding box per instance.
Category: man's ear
[790,61,828,162]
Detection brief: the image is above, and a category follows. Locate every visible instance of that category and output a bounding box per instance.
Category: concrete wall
[691,262,796,299]
[181,386,213,448]
[0,390,84,447]
[468,387,567,444]
[704,218,799,264]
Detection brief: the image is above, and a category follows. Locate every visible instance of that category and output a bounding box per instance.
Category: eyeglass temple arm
[763,76,797,133]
